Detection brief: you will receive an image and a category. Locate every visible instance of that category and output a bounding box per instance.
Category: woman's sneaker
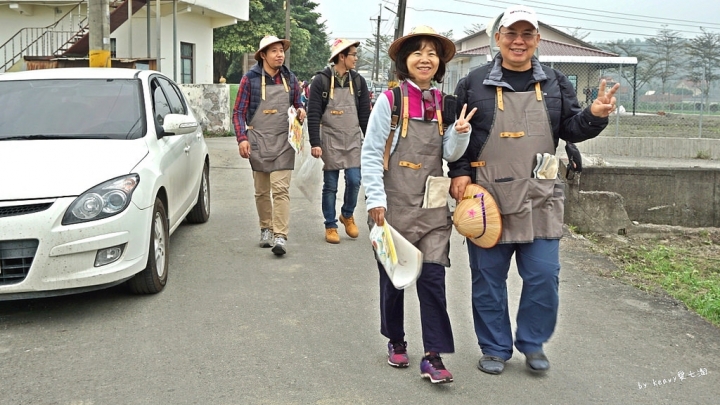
[420,354,453,384]
[387,341,409,368]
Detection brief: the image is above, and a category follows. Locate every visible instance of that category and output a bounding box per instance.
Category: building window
[110,38,116,58]
[181,42,194,84]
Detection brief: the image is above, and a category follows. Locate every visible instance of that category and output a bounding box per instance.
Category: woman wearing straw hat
[361,26,476,384]
[232,35,306,256]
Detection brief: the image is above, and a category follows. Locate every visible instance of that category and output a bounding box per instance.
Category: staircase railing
[0,1,87,72]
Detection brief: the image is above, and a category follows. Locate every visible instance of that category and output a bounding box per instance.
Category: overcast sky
[314,0,720,44]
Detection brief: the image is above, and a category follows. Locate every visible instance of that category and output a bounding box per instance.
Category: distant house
[0,0,248,83]
[446,22,638,109]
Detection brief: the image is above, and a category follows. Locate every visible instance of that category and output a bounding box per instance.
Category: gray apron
[381,87,452,266]
[473,83,565,243]
[247,76,294,173]
[321,77,363,170]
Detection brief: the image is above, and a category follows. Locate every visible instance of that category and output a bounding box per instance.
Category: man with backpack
[307,39,371,244]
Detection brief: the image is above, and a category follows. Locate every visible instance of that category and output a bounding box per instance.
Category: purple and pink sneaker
[420,354,453,384]
[387,341,409,368]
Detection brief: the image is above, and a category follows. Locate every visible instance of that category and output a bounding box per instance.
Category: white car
[0,68,210,300]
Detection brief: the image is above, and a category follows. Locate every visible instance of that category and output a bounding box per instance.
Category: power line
[402,0,719,40]
[451,0,720,29]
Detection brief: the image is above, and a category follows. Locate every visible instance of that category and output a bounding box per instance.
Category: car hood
[0,139,148,200]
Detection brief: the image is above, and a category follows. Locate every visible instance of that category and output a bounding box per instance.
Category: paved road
[1,137,719,404]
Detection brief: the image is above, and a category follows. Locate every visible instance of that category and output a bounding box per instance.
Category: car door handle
[184,146,190,154]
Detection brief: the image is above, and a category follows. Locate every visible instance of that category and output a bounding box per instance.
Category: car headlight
[62,174,140,225]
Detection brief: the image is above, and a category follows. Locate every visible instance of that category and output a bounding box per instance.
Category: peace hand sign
[454,103,477,134]
[590,79,621,118]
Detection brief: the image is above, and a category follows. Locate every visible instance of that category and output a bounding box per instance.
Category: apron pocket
[530,179,565,238]
[525,109,549,136]
[386,205,448,246]
[483,179,533,242]
[258,132,288,158]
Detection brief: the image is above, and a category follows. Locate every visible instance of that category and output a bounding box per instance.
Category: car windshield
[0,78,144,140]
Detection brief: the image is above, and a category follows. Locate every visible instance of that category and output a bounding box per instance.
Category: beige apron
[381,86,452,266]
[321,76,363,170]
[248,76,294,173]
[473,83,565,243]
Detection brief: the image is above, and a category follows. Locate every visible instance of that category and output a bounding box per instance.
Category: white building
[0,0,248,83]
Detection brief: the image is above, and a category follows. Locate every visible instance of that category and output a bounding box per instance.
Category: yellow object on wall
[89,50,112,68]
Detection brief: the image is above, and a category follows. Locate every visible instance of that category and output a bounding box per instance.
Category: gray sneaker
[259,228,273,248]
[272,236,286,256]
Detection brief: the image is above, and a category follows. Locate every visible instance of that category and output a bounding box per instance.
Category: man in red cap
[307,39,371,244]
[233,35,306,256]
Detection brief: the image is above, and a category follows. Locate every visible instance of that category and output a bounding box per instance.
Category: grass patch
[229,84,239,114]
[592,235,720,327]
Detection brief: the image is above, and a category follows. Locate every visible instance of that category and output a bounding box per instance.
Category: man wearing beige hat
[449,4,619,375]
[307,39,371,244]
[232,35,306,256]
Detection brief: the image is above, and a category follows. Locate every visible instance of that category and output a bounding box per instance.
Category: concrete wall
[179,83,230,134]
[576,166,720,228]
[581,136,720,160]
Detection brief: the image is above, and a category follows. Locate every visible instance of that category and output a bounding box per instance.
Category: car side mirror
[161,113,199,136]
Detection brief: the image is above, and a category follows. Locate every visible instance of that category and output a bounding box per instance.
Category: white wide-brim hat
[254,35,291,62]
[329,38,361,62]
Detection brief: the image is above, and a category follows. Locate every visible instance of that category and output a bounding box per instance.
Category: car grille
[0,203,53,218]
[0,239,39,285]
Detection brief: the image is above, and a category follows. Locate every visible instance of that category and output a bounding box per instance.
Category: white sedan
[0,68,210,299]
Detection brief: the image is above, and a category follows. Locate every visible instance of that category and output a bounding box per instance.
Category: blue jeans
[467,239,560,360]
[322,168,361,228]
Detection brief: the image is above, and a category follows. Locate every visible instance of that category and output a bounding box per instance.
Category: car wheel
[128,198,169,294]
[186,161,210,223]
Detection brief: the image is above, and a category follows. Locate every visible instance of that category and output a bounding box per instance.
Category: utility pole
[284,0,291,69]
[395,0,407,43]
[388,0,407,85]
[88,0,111,67]
[370,4,386,82]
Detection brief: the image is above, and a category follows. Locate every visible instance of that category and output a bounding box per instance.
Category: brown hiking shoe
[339,215,359,238]
[325,228,340,244]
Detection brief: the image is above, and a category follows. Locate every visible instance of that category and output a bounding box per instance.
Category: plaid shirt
[233,71,303,143]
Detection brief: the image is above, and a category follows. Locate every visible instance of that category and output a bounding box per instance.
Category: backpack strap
[320,71,365,115]
[383,86,402,171]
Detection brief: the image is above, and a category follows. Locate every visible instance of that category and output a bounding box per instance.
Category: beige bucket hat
[388,25,456,63]
[329,38,361,62]
[254,35,291,62]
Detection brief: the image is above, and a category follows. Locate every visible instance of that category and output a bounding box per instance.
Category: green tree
[600,39,660,93]
[463,23,484,36]
[647,26,685,96]
[363,34,393,85]
[685,28,720,110]
[286,0,329,81]
[213,0,328,83]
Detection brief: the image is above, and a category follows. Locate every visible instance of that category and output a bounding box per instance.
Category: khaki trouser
[253,170,291,238]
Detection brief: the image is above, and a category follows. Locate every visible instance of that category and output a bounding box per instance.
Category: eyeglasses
[347,52,358,58]
[499,30,538,41]
[422,90,436,122]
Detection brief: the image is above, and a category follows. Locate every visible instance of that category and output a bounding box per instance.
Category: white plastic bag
[294,154,323,202]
